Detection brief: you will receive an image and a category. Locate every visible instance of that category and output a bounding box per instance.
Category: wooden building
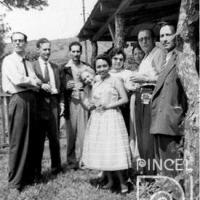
[78,0,182,64]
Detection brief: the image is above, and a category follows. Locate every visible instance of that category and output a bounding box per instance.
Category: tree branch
[0,0,48,10]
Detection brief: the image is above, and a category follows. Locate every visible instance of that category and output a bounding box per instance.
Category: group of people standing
[2,21,188,195]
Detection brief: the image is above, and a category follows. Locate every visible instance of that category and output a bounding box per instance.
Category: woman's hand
[96,104,110,111]
[88,103,96,111]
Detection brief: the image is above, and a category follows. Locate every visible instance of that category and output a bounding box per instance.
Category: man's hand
[130,74,148,83]
[66,80,75,89]
[41,83,51,93]
[35,78,42,87]
[60,103,65,116]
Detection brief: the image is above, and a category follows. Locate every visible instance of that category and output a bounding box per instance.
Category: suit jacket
[32,60,61,120]
[150,49,187,136]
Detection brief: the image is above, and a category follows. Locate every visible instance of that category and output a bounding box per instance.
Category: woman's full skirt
[82,108,131,171]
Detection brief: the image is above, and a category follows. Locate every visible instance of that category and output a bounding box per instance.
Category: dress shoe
[102,182,113,190]
[120,184,128,194]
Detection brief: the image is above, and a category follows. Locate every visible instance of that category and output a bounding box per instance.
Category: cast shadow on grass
[34,168,63,185]
[34,162,74,185]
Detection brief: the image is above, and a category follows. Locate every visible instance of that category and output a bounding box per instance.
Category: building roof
[78,0,181,41]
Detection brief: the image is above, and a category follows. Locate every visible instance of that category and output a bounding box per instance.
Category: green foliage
[0,14,10,59]
[0,0,48,60]
[0,0,48,10]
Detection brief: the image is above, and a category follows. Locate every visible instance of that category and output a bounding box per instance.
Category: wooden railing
[0,93,10,148]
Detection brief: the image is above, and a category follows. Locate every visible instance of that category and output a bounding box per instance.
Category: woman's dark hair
[95,54,111,67]
[132,43,143,55]
[109,47,126,61]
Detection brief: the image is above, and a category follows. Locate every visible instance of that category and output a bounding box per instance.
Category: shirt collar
[65,59,84,68]
[12,52,24,62]
[65,59,75,68]
[166,49,175,61]
[39,57,49,65]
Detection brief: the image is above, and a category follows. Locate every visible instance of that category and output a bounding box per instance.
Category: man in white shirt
[32,38,62,178]
[131,29,165,83]
[2,32,41,191]
[130,29,165,175]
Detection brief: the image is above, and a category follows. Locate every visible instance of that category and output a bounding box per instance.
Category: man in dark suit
[32,38,62,178]
[150,22,187,177]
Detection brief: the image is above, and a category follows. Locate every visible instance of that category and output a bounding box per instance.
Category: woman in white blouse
[109,48,135,134]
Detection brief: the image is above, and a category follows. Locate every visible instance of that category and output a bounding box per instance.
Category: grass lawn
[0,138,137,200]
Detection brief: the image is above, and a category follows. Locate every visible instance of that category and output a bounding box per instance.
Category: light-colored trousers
[66,98,88,164]
[129,93,140,164]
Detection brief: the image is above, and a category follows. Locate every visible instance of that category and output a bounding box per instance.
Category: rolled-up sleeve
[2,57,38,88]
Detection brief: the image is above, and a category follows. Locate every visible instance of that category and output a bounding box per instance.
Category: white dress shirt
[38,57,58,94]
[138,46,165,81]
[2,52,38,94]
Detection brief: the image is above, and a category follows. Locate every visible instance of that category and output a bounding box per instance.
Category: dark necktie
[44,62,50,83]
[22,58,29,76]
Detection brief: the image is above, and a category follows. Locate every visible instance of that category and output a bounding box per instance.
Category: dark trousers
[35,95,61,175]
[8,91,37,189]
[135,88,155,175]
[120,102,130,135]
[154,134,183,177]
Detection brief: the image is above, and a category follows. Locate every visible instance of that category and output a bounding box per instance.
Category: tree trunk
[114,14,125,48]
[176,0,199,198]
[90,40,98,69]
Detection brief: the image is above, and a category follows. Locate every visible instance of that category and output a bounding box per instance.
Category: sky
[0,0,98,41]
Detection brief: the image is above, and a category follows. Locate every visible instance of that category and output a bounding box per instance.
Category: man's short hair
[137,28,155,39]
[159,21,177,33]
[69,41,82,52]
[36,38,50,48]
[11,32,28,43]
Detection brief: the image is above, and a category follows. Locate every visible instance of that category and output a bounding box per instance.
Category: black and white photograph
[0,0,199,199]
